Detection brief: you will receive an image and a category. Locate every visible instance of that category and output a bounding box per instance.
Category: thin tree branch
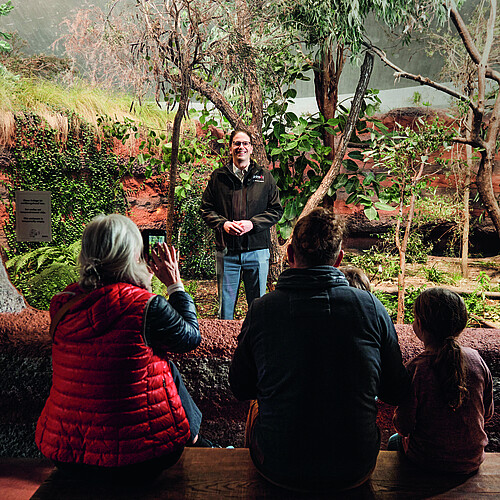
[365,42,476,111]
[447,0,500,84]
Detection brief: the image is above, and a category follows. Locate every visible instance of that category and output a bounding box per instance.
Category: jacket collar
[276,266,349,290]
[224,160,260,180]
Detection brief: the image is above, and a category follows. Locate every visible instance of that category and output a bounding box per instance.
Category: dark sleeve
[229,306,258,401]
[249,172,283,232]
[144,292,201,353]
[199,173,227,229]
[374,297,411,405]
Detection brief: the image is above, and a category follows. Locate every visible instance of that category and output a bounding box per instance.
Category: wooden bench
[25,449,500,499]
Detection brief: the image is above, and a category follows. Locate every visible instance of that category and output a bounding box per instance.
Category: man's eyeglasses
[233,141,251,147]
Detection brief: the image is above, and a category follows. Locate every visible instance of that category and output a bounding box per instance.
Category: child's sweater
[394,347,494,473]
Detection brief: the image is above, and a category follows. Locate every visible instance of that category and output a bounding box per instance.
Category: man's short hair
[291,208,343,267]
[229,129,252,146]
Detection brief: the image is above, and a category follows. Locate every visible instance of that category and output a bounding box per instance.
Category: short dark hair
[291,208,343,267]
[229,129,252,146]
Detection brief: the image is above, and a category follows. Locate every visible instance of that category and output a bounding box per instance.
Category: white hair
[78,214,151,291]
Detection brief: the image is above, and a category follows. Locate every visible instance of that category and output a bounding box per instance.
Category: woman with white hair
[35,214,210,479]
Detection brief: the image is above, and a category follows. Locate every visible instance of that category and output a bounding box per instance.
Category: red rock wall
[0,308,498,454]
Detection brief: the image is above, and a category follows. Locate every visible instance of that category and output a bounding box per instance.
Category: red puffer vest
[35,282,191,467]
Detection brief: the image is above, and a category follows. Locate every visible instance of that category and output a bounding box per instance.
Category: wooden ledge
[29,449,500,499]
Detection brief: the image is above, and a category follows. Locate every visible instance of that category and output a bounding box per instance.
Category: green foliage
[343,250,400,281]
[175,193,215,279]
[264,89,385,238]
[374,287,424,324]
[98,115,212,182]
[281,0,418,56]
[0,1,13,53]
[6,241,81,309]
[422,265,456,285]
[377,227,430,264]
[3,113,127,255]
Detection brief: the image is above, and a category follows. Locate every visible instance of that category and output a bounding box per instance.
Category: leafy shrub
[374,287,424,324]
[343,250,400,281]
[6,241,81,309]
[175,193,215,279]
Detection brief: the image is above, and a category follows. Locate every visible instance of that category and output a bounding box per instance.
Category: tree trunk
[461,158,470,278]
[277,50,374,258]
[166,71,190,244]
[314,44,345,160]
[0,258,26,313]
[396,158,425,324]
[460,102,474,277]
[476,150,500,237]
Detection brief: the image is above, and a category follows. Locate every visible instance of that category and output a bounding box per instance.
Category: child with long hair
[388,287,494,473]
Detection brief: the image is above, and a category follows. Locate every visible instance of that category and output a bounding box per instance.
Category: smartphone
[142,229,167,261]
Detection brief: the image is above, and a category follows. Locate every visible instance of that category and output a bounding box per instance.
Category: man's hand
[224,220,253,236]
[235,220,253,235]
[150,243,181,287]
[224,221,244,235]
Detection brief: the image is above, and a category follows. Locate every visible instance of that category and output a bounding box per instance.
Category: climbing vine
[3,112,127,256]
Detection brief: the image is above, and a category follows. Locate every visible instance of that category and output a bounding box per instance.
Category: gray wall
[8,1,480,110]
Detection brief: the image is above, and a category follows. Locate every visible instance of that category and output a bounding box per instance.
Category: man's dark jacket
[229,266,410,490]
[199,161,283,252]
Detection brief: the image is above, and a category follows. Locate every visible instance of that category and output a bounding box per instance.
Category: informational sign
[15,191,52,242]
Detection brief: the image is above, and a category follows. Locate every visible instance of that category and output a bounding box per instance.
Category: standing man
[200,130,283,320]
[229,208,410,492]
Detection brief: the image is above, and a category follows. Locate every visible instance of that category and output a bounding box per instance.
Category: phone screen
[149,234,166,256]
[142,229,167,261]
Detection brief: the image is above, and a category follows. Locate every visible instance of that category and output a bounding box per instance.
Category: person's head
[229,129,253,168]
[413,287,469,409]
[287,208,344,268]
[340,266,371,292]
[413,287,468,347]
[78,214,152,292]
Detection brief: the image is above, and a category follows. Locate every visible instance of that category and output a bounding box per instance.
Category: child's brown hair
[339,266,371,292]
[413,287,468,409]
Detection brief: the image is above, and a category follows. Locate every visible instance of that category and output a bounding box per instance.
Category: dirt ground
[186,255,500,324]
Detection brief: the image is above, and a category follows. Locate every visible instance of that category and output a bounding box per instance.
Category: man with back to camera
[200,130,283,320]
[229,208,410,492]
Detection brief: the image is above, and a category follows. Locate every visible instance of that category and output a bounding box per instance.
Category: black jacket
[199,161,283,252]
[229,266,410,490]
[144,291,200,352]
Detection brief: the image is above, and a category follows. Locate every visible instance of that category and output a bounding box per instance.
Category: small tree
[365,118,454,323]
[366,0,500,242]
[426,2,500,276]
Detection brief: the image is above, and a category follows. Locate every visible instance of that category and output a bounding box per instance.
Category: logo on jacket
[252,174,265,183]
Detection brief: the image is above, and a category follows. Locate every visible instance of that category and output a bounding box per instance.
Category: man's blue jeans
[216,249,270,320]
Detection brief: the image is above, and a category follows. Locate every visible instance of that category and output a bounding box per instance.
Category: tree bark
[0,258,26,314]
[396,157,425,324]
[166,70,190,244]
[314,44,345,160]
